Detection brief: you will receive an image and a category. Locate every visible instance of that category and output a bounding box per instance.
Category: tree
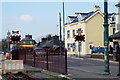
[46,34,52,41]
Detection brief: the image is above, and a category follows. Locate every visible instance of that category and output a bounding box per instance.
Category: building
[36,35,60,49]
[109,1,120,43]
[64,5,116,56]
[109,1,120,61]
[19,34,36,48]
[115,1,120,32]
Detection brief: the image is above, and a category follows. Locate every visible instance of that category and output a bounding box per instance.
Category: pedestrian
[109,45,113,54]
[5,51,11,60]
[116,44,119,61]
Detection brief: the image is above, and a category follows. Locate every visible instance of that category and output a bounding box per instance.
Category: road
[67,57,119,79]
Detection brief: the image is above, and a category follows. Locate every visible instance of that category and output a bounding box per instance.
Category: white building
[115,1,120,31]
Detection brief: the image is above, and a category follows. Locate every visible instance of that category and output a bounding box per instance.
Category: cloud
[20,14,33,22]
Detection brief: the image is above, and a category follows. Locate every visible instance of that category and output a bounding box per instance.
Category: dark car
[92,47,105,53]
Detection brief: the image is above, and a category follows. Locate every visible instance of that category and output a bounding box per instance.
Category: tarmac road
[67,57,119,79]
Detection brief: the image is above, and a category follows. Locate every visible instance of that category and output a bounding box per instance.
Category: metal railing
[12,48,67,74]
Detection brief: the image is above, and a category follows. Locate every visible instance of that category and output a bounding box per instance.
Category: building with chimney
[64,5,116,56]
[19,34,36,48]
[36,35,60,49]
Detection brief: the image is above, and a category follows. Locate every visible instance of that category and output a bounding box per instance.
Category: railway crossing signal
[10,35,21,43]
[75,35,85,42]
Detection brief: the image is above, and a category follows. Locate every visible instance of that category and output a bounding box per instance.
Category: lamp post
[103,0,110,75]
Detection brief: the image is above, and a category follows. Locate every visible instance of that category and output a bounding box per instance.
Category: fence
[12,48,67,74]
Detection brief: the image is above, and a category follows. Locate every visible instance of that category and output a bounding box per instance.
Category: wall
[86,12,114,54]
[2,60,24,74]
[65,22,86,56]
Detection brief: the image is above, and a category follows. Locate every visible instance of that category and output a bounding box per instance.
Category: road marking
[68,60,74,62]
[69,57,84,60]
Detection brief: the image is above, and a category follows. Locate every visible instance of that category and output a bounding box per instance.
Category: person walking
[109,45,113,54]
[116,44,119,61]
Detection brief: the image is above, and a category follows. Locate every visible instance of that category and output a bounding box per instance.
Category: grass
[26,71,72,80]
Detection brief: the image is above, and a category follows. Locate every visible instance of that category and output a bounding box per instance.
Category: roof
[70,19,79,24]
[65,10,115,25]
[68,16,77,18]
[38,40,53,48]
[75,12,89,15]
[42,41,53,48]
[115,3,120,7]
[21,38,37,44]
[21,38,35,41]
[109,31,120,39]
[81,11,95,21]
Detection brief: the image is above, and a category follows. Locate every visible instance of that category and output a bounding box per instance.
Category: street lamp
[103,0,110,75]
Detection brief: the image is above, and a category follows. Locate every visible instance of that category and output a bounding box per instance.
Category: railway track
[2,72,41,80]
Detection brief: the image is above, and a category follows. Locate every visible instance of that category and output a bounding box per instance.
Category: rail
[2,72,41,80]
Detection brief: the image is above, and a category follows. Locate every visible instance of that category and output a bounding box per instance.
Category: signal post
[74,29,85,57]
[10,31,21,51]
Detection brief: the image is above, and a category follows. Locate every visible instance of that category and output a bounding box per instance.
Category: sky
[1,0,119,41]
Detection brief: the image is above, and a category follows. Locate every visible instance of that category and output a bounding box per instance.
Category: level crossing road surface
[67,57,119,79]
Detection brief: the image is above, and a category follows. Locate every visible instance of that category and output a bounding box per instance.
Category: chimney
[93,5,100,12]
[41,38,47,42]
[52,35,59,45]
[25,35,32,39]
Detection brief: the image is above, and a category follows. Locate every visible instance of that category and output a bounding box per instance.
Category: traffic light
[10,35,21,43]
[75,35,85,42]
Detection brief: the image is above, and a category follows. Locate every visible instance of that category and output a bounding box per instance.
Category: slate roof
[66,10,115,25]
[67,11,96,24]
[21,37,37,44]
[81,11,94,21]
[109,31,120,39]
[68,16,77,18]
[22,38,35,41]
[115,3,120,7]
[41,41,53,48]
[75,12,89,15]
[70,19,79,24]
[37,40,57,48]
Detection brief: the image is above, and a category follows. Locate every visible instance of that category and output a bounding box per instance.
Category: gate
[12,48,67,74]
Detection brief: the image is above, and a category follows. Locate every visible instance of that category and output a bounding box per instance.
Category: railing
[12,48,67,75]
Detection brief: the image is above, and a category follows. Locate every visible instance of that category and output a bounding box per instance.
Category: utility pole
[103,0,110,75]
[59,12,62,54]
[63,2,65,46]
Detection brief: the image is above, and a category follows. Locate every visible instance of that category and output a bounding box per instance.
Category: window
[30,41,33,44]
[23,41,26,44]
[67,43,70,51]
[112,17,115,21]
[113,28,116,34]
[77,28,82,35]
[67,30,70,38]
[72,43,76,52]
[73,30,75,37]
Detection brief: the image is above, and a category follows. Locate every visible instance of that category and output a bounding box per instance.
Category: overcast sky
[1,1,119,41]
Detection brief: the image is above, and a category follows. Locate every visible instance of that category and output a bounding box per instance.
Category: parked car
[0,51,4,54]
[92,47,105,53]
